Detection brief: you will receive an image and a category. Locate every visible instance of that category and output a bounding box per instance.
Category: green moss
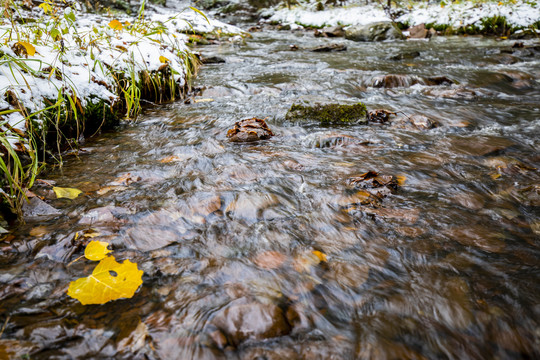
[286,103,367,125]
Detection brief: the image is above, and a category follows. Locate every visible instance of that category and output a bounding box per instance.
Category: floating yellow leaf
[16,41,36,56]
[194,98,214,103]
[67,256,143,305]
[159,55,170,63]
[312,250,327,262]
[53,186,82,199]
[108,19,123,31]
[396,175,406,186]
[84,240,111,261]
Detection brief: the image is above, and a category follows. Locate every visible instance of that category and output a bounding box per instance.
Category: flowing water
[1,30,539,359]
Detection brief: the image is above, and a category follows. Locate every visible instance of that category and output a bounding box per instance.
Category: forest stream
[1,30,539,359]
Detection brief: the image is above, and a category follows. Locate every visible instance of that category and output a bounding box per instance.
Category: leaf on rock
[67,256,143,305]
[84,240,111,261]
[108,19,123,31]
[53,186,82,199]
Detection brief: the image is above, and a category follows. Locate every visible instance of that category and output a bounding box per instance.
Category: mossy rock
[286,103,367,125]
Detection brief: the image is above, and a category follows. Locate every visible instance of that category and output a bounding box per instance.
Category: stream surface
[1,30,540,359]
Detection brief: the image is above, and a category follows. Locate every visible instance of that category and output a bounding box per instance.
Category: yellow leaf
[84,240,111,261]
[108,19,123,31]
[16,41,36,56]
[67,256,143,305]
[194,98,214,103]
[53,186,82,199]
[159,55,169,63]
[396,175,406,186]
[39,2,52,14]
[312,250,327,262]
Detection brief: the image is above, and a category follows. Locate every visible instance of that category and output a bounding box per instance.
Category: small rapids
[1,31,539,359]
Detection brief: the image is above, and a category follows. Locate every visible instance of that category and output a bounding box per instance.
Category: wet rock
[225,192,279,221]
[326,261,370,288]
[315,25,346,38]
[312,133,367,148]
[347,171,400,194]
[212,301,291,346]
[424,76,454,86]
[0,339,39,359]
[449,136,515,156]
[408,23,428,39]
[310,43,347,52]
[21,197,61,219]
[201,55,226,64]
[124,225,183,252]
[367,109,396,124]
[227,118,274,143]
[79,206,129,225]
[371,74,422,88]
[254,251,288,270]
[446,226,506,253]
[424,87,478,100]
[345,22,405,42]
[389,50,420,61]
[285,102,367,125]
[392,114,438,130]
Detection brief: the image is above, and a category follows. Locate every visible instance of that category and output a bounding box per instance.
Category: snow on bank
[268,1,539,29]
[0,5,244,147]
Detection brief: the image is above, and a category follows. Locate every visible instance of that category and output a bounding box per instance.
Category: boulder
[212,301,291,346]
[345,22,405,42]
[310,43,347,52]
[285,103,367,125]
[408,23,428,39]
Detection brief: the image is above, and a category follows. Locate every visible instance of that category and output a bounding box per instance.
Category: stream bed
[1,30,540,359]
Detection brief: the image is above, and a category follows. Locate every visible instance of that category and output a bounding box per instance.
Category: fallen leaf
[96,185,128,195]
[159,55,169,63]
[16,41,36,56]
[194,98,214,103]
[67,256,143,305]
[84,240,111,261]
[110,173,141,186]
[53,186,82,199]
[312,250,327,262]
[29,226,48,237]
[108,19,123,31]
[159,155,182,163]
[395,175,406,186]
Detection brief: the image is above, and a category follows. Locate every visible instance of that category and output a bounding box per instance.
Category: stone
[227,118,274,142]
[201,55,226,64]
[345,22,405,42]
[285,103,367,125]
[310,43,347,52]
[211,301,291,346]
[22,197,61,219]
[389,51,420,61]
[408,23,428,39]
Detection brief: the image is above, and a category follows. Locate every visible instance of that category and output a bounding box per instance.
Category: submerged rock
[286,103,367,125]
[345,22,405,42]
[211,301,291,346]
[21,197,61,219]
[370,74,454,88]
[227,118,274,142]
[310,43,347,52]
[392,114,438,130]
[314,25,346,38]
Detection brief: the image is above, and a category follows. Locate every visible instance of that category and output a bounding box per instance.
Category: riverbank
[237,0,540,36]
[0,1,245,217]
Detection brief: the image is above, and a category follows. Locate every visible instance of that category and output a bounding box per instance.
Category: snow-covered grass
[267,0,540,30]
[0,0,245,216]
